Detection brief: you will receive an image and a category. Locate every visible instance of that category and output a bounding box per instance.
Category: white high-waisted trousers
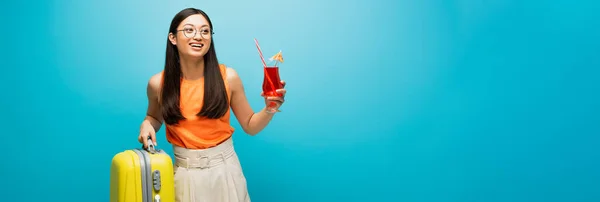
[173,137,250,202]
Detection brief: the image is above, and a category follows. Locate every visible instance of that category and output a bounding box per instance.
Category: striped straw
[254,38,268,67]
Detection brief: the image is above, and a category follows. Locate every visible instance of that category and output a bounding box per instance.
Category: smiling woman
[135,7,288,202]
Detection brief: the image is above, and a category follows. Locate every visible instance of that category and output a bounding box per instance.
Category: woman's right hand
[138,122,157,149]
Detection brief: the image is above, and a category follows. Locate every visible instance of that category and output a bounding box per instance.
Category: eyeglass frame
[176,25,214,39]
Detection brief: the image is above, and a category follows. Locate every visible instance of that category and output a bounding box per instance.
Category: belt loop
[184,157,190,169]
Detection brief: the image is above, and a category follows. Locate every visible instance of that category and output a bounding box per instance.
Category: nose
[193,31,203,40]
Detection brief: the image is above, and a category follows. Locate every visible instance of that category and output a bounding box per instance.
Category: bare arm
[227,67,285,135]
[139,73,164,146]
[145,73,164,131]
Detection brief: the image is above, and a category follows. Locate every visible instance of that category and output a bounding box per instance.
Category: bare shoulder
[225,66,240,80]
[225,66,243,90]
[147,71,163,98]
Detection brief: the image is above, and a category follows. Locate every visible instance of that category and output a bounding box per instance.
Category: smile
[190,43,204,48]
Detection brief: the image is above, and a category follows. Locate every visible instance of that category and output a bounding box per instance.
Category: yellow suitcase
[110,141,175,202]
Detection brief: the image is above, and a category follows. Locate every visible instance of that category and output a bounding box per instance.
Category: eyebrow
[183,23,209,28]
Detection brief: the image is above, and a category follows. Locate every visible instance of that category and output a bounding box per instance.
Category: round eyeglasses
[177,25,213,39]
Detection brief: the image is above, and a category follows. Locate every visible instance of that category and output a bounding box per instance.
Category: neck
[179,55,205,80]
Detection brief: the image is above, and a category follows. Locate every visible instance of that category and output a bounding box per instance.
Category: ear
[168,33,177,45]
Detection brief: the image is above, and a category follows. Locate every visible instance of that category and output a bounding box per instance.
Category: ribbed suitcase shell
[110,145,175,202]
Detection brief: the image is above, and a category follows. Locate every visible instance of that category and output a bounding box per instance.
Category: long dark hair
[161,8,229,125]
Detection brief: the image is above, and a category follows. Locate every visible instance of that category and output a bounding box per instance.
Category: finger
[266,96,285,103]
[150,132,157,146]
[266,96,284,100]
[142,135,148,148]
[280,80,286,87]
[260,92,265,97]
[276,89,286,95]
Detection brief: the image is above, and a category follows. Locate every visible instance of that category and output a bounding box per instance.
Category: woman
[137,8,286,202]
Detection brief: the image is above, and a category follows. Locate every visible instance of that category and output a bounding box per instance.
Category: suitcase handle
[145,136,159,154]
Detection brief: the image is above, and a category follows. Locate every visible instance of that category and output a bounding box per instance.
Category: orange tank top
[165,64,234,149]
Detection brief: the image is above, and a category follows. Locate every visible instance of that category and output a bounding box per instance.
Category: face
[169,14,212,59]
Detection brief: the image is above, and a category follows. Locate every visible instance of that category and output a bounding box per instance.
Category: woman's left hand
[261,80,286,110]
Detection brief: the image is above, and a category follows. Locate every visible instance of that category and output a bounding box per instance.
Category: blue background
[1,0,599,201]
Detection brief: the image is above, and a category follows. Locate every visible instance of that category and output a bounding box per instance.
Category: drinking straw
[254,38,268,67]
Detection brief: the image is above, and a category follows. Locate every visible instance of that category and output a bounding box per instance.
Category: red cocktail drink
[254,38,284,113]
[263,66,283,97]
